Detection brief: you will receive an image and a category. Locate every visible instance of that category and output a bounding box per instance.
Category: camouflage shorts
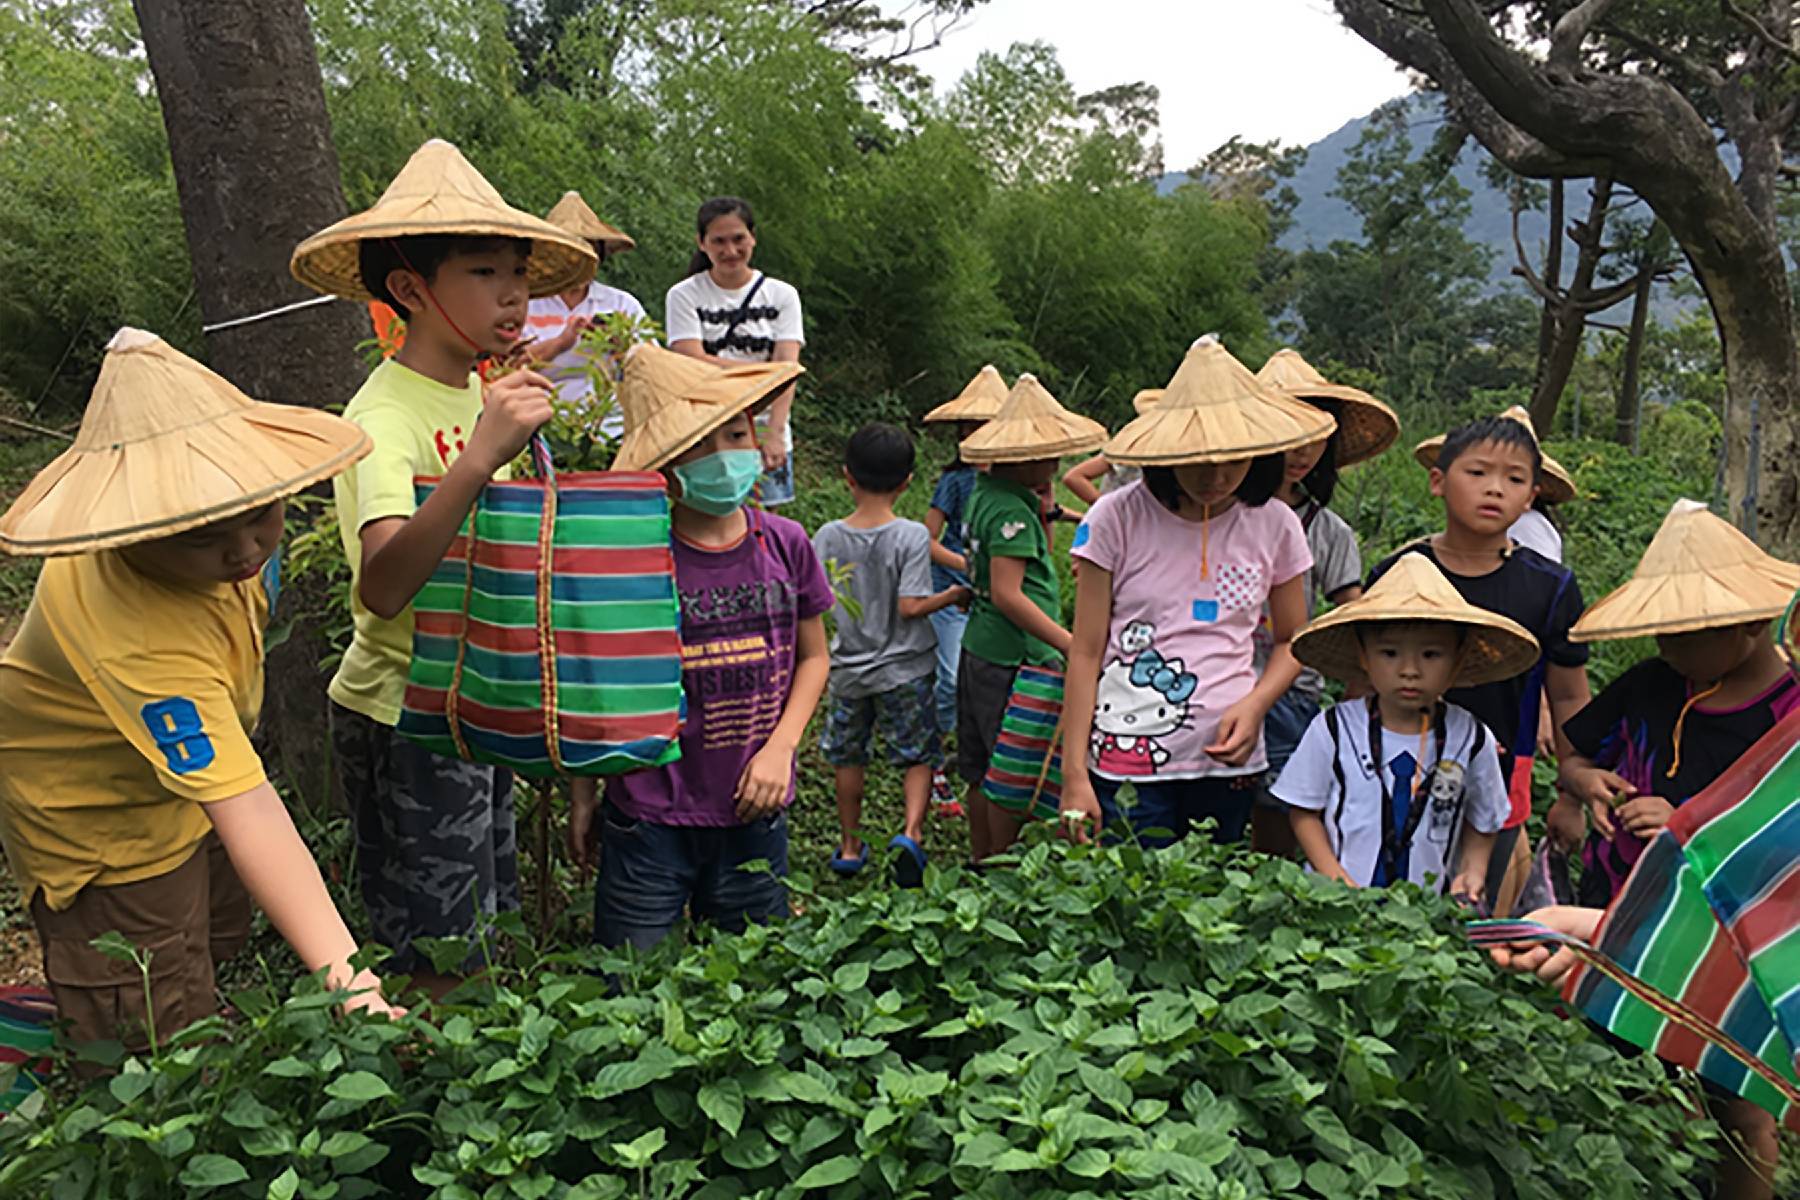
[819,673,941,768]
[331,703,519,974]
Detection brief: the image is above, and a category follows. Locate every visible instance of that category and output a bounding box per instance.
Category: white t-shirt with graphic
[665,272,805,453]
[1071,481,1311,780]
[525,282,649,437]
[1272,701,1508,891]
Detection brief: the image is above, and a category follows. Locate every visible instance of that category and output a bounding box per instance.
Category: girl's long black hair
[1142,452,1285,513]
[686,196,756,276]
[1296,397,1343,507]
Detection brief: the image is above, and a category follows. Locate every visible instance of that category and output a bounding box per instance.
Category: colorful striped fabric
[0,987,54,1116]
[1477,706,1800,1132]
[982,665,1066,822]
[398,443,684,778]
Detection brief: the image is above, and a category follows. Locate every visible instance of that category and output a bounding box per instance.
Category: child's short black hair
[1435,416,1543,479]
[845,422,915,493]
[1298,398,1343,506]
[358,235,533,313]
[1355,619,1467,648]
[1143,452,1284,513]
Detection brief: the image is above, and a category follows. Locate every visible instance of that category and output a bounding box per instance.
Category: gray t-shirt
[1254,500,1364,700]
[812,517,938,698]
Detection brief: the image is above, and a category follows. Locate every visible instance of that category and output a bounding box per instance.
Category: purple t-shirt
[608,509,833,826]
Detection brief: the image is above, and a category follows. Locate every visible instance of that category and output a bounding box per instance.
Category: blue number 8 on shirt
[140,698,215,775]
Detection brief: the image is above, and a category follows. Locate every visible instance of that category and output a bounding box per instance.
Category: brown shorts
[31,834,251,1061]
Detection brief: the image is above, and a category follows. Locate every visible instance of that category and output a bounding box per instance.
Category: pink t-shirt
[1072,480,1311,779]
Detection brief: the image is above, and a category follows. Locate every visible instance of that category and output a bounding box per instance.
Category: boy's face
[1655,623,1761,685]
[999,458,1059,489]
[390,243,531,358]
[1173,457,1251,507]
[121,501,285,588]
[1358,623,1462,713]
[1430,440,1538,536]
[671,413,755,468]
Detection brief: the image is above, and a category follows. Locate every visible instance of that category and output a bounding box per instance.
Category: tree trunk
[1533,179,1564,379]
[1528,177,1612,433]
[134,0,365,805]
[1614,266,1654,449]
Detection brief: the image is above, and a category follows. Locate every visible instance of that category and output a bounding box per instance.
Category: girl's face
[1172,458,1251,507]
[1283,439,1327,486]
[699,214,756,275]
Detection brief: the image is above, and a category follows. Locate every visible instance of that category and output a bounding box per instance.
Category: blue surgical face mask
[671,449,762,516]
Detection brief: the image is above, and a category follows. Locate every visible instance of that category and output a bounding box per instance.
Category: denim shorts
[1091,774,1259,849]
[593,801,789,950]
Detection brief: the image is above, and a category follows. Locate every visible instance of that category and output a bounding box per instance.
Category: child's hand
[566,778,600,878]
[1545,793,1589,852]
[339,969,406,1020]
[1204,699,1264,766]
[1057,776,1103,845]
[952,585,973,611]
[1487,904,1602,987]
[548,314,592,356]
[1616,795,1675,838]
[1448,871,1487,912]
[948,553,968,576]
[735,739,795,821]
[469,368,556,474]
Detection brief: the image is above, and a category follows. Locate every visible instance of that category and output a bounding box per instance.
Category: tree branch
[1549,0,1626,74]
[1603,25,1726,89]
[1511,201,1562,304]
[1720,0,1800,67]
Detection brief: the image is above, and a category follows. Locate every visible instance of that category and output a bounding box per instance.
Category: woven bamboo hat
[545,190,636,256]
[0,329,371,556]
[1132,389,1163,416]
[1255,349,1399,468]
[291,139,596,302]
[923,365,1010,424]
[1104,340,1335,467]
[613,343,804,471]
[1413,404,1576,504]
[1570,500,1800,642]
[1294,554,1541,687]
[958,375,1108,465]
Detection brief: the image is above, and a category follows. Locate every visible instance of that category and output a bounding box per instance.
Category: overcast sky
[903,0,1414,169]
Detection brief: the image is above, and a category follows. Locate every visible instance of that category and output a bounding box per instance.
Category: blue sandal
[889,834,927,889]
[829,844,869,876]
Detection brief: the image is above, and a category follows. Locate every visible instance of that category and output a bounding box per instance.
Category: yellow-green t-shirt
[328,358,500,726]
[0,552,273,910]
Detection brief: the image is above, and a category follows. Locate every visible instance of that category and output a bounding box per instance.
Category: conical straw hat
[1104,341,1335,467]
[1132,389,1163,416]
[958,375,1108,465]
[923,365,1010,424]
[545,190,636,255]
[1293,553,1541,687]
[1255,349,1399,468]
[613,344,804,471]
[0,329,371,556]
[1413,404,1575,504]
[291,139,596,301]
[1570,500,1800,642]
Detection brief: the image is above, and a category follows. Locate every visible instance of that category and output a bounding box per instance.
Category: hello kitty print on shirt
[1091,621,1198,777]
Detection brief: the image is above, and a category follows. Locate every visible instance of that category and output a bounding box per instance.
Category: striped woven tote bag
[398,438,684,777]
[981,664,1066,822]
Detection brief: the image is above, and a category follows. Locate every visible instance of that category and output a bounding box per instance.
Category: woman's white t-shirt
[665,272,805,453]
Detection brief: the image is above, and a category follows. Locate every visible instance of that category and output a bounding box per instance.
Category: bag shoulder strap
[719,273,770,346]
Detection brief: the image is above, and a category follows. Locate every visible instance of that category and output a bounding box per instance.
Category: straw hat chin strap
[385,238,485,356]
[1666,680,1724,780]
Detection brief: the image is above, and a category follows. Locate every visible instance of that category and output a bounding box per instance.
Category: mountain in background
[1163,93,1693,322]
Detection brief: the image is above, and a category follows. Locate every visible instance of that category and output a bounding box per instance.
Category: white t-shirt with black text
[665,272,805,453]
[1271,700,1508,891]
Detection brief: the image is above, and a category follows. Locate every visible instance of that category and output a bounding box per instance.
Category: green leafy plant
[0,834,1717,1198]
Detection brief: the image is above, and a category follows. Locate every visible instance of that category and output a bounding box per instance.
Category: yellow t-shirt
[328,358,498,726]
[0,552,272,910]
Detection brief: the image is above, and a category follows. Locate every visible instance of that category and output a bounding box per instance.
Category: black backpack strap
[716,273,770,352]
[1325,704,1348,857]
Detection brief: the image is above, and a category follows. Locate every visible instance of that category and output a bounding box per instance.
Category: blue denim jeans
[593,802,789,950]
[928,604,968,736]
[1092,775,1258,849]
[1263,689,1321,779]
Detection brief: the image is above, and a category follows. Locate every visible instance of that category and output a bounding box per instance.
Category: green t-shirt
[962,474,1061,668]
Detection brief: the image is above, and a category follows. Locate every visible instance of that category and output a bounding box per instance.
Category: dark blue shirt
[929,465,977,590]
